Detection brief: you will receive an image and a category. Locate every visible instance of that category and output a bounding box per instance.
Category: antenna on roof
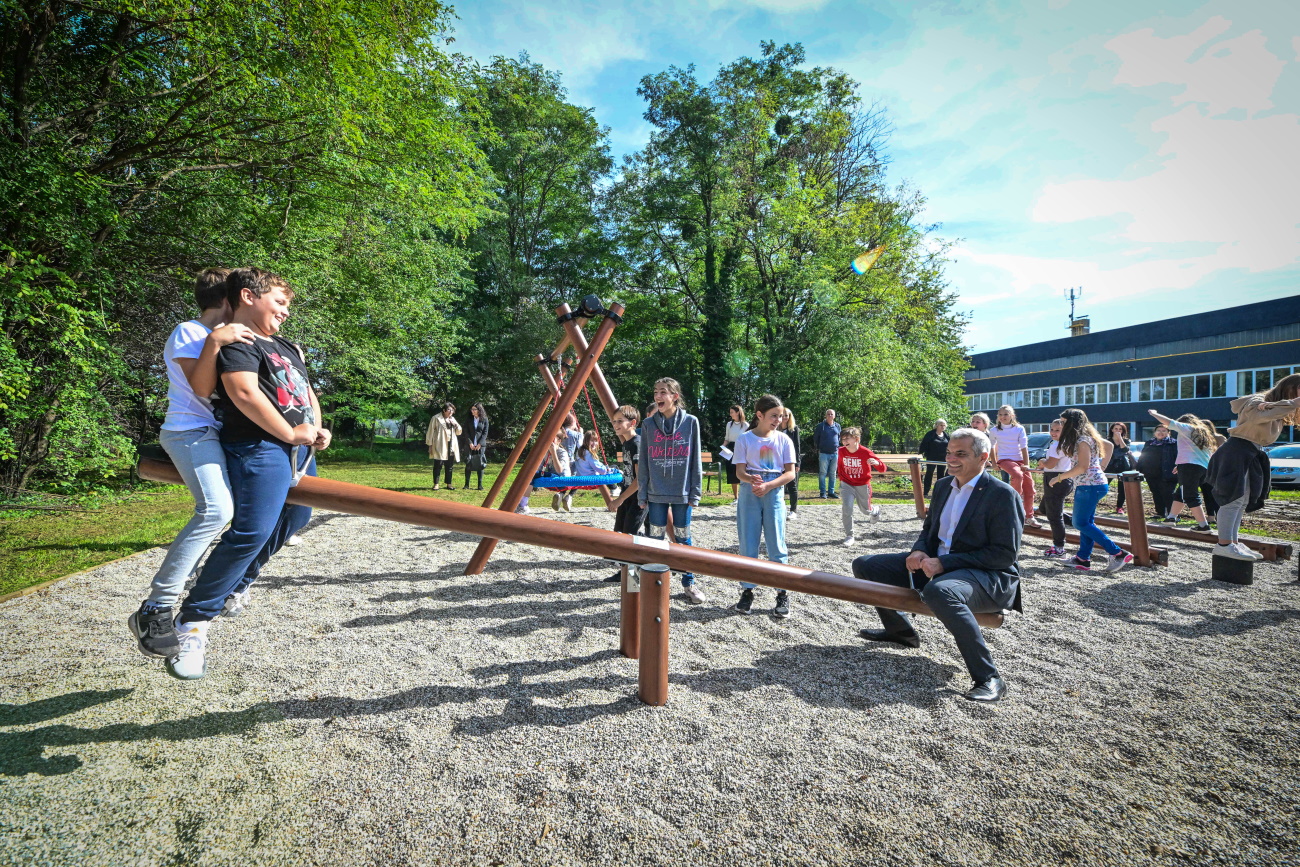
[1064,287,1089,336]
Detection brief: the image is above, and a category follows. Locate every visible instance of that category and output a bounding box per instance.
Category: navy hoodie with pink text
[637,408,703,506]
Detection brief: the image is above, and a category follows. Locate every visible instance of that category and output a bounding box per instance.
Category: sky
[447,0,1300,353]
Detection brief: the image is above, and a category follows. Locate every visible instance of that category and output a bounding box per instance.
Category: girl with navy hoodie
[637,378,705,603]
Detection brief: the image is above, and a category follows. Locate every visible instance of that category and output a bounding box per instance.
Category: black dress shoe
[602,572,622,583]
[964,677,1008,702]
[859,628,921,648]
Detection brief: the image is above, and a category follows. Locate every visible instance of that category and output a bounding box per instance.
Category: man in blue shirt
[813,409,842,498]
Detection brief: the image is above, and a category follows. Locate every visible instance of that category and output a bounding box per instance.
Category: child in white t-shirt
[731,394,798,618]
[127,268,254,660]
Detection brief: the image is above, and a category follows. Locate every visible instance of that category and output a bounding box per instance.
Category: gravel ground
[2,501,1298,867]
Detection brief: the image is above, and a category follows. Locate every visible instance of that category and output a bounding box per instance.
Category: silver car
[1267,444,1300,486]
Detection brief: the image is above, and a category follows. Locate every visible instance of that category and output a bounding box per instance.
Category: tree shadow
[1077,579,1300,638]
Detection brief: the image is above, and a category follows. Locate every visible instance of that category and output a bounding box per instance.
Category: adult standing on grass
[1207,374,1300,561]
[722,404,747,500]
[426,402,461,491]
[851,426,1023,703]
[918,419,950,496]
[814,409,842,499]
[1137,423,1178,519]
[462,403,489,490]
[1147,409,1217,532]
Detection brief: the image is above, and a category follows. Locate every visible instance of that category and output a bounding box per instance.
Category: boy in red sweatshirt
[838,426,887,545]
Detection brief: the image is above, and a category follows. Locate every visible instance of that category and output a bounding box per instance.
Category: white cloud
[1033,17,1300,274]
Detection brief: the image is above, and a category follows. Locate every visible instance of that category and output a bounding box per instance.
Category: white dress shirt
[937,475,978,556]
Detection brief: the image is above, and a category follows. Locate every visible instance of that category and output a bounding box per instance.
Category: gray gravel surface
[2,502,1298,866]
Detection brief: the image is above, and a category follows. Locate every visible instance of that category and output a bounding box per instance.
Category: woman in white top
[1038,417,1074,556]
[722,404,747,499]
[991,405,1039,527]
[425,402,462,490]
[1049,408,1130,573]
[732,394,798,618]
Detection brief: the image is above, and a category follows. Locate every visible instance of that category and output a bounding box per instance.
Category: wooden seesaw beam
[137,458,1005,706]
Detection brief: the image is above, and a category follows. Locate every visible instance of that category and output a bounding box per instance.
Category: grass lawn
[1,443,919,598]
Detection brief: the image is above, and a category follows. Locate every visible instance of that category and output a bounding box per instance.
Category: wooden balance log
[137,457,1005,706]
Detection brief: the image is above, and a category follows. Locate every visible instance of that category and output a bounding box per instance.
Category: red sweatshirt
[838,445,887,487]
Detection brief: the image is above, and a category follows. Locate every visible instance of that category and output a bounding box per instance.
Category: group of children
[130,267,328,680]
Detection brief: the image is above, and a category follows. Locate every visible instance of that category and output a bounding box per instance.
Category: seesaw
[137,458,1004,706]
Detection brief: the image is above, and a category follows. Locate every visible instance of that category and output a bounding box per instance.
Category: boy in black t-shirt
[167,267,332,680]
[604,404,645,582]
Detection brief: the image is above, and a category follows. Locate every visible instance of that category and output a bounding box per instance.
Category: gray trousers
[851,551,1003,683]
[842,483,874,536]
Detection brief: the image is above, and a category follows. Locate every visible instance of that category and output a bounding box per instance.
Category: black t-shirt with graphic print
[214,334,314,443]
[619,433,640,486]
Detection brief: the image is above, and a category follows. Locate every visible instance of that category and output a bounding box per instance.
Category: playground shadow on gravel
[1077,579,1300,638]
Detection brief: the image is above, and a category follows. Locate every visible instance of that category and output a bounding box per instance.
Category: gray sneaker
[773,591,790,618]
[128,604,180,659]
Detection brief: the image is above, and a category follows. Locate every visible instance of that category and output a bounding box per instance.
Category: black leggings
[786,477,799,513]
[923,463,948,496]
[1040,471,1074,548]
[1174,464,1207,508]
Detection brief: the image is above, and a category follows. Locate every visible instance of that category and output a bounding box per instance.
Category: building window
[1085,384,1095,404]
[1195,374,1210,399]
[1121,381,1132,402]
[1211,373,1226,397]
[1108,382,1120,403]
[1138,379,1151,401]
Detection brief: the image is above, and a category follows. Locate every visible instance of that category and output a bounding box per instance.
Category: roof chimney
[1070,317,1090,337]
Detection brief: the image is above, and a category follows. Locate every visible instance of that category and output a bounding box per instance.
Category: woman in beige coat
[426,402,462,490]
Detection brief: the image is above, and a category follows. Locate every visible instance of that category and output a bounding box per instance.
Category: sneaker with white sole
[516,502,531,514]
[683,584,706,604]
[1213,542,1261,561]
[1044,545,1066,557]
[552,492,563,512]
[165,620,209,680]
[773,591,790,618]
[1104,552,1134,573]
[869,505,881,523]
[1063,555,1091,570]
[842,536,856,547]
[221,588,251,617]
[285,534,302,546]
[563,494,573,512]
[735,588,754,614]
[1025,516,1042,529]
[127,603,179,659]
[787,511,798,521]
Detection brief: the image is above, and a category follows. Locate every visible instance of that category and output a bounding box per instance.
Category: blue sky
[448,0,1299,353]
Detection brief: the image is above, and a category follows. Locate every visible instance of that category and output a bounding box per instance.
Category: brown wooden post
[481,355,554,511]
[1121,471,1152,567]
[559,314,620,418]
[908,457,927,518]
[637,563,671,705]
[538,360,561,400]
[619,564,639,659]
[465,303,624,574]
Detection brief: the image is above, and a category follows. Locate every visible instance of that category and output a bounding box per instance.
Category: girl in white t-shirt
[128,269,254,660]
[1038,417,1075,556]
[732,394,798,618]
[991,405,1040,527]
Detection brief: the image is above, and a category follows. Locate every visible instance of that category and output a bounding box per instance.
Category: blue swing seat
[531,472,622,489]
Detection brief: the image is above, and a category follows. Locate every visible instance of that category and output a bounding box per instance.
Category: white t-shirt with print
[162,320,217,431]
[733,429,796,480]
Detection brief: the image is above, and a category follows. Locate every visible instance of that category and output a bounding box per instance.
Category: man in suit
[851,426,1023,702]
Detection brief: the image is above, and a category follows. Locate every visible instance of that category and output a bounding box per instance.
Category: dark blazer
[911,472,1024,612]
[466,418,489,451]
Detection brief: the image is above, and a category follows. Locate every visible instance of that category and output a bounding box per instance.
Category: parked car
[1027,432,1053,463]
[1267,444,1300,486]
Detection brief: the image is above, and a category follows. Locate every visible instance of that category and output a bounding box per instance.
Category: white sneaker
[1212,543,1257,561]
[869,505,881,523]
[563,494,573,512]
[1025,516,1043,529]
[842,536,856,546]
[683,584,706,604]
[1236,542,1263,561]
[552,493,562,511]
[787,511,798,521]
[285,534,302,547]
[221,588,251,617]
[516,502,530,514]
[611,486,622,499]
[166,620,209,680]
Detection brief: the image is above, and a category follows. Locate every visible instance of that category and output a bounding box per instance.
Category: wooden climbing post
[637,563,671,706]
[908,457,927,518]
[1121,471,1152,567]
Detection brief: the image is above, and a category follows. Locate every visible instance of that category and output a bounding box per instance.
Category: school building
[963,294,1300,441]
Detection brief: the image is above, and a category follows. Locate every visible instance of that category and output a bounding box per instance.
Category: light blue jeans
[818,453,838,496]
[645,501,695,586]
[737,474,788,590]
[149,426,234,606]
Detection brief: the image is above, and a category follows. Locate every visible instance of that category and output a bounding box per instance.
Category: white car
[1267,444,1300,486]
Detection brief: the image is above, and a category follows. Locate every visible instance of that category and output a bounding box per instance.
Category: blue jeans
[179,440,315,623]
[818,453,838,496]
[150,426,234,606]
[737,477,788,590]
[644,501,695,586]
[1072,483,1121,561]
